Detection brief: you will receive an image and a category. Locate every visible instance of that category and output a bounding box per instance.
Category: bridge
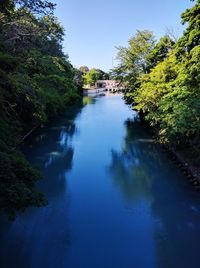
[83,80,126,95]
[95,80,125,92]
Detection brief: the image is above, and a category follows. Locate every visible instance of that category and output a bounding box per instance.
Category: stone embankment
[163,146,200,191]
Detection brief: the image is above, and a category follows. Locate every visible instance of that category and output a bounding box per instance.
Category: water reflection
[151,166,200,267]
[1,96,200,268]
[108,119,158,204]
[83,96,96,106]
[109,118,200,268]
[0,105,83,268]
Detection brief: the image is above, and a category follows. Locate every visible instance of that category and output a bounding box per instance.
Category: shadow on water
[108,118,200,268]
[0,104,84,268]
[108,118,158,203]
[82,96,97,106]
[1,96,200,268]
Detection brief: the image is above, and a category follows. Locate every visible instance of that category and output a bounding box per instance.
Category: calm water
[1,95,200,268]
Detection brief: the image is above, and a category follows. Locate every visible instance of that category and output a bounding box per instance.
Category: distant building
[95,80,125,92]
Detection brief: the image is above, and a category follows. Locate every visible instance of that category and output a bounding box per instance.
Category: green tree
[134,0,200,160]
[147,36,175,70]
[0,0,81,218]
[176,0,200,58]
[83,68,106,86]
[114,0,200,161]
[112,30,155,103]
[0,0,55,15]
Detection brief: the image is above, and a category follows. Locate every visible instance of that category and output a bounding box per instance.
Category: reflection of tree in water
[110,119,200,267]
[150,158,200,267]
[108,119,161,203]
[0,104,83,268]
[82,96,96,106]
[22,105,82,197]
[108,101,200,267]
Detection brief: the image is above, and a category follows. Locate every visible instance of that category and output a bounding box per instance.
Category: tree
[112,30,155,103]
[0,0,55,15]
[147,36,175,70]
[133,0,200,159]
[79,66,89,74]
[165,26,180,42]
[113,0,200,161]
[83,68,106,86]
[0,0,81,218]
[176,0,200,58]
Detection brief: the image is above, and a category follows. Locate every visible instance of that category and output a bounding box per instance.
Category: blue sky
[53,0,194,71]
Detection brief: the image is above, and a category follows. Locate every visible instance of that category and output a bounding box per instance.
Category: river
[1,95,200,268]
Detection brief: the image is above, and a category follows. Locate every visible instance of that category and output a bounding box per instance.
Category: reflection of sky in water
[41,121,78,169]
[1,96,200,268]
[45,152,62,168]
[60,129,68,147]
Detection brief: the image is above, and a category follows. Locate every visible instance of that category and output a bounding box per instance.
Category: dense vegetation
[113,0,200,163]
[0,0,82,218]
[81,67,109,87]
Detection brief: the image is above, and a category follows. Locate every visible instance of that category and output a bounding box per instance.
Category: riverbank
[0,93,82,219]
[163,146,200,190]
[2,95,200,268]
[138,111,200,190]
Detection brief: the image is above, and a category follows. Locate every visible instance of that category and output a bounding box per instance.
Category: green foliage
[176,0,200,57]
[147,36,175,70]
[0,0,55,15]
[114,0,200,162]
[135,52,178,120]
[112,30,156,103]
[83,68,108,86]
[0,149,47,219]
[0,0,81,218]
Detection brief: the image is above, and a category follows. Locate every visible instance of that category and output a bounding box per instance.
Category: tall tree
[147,36,175,70]
[112,30,155,103]
[0,0,81,218]
[83,68,106,86]
[0,0,55,15]
[128,0,200,160]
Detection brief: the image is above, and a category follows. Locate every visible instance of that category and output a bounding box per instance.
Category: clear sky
[53,0,194,71]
